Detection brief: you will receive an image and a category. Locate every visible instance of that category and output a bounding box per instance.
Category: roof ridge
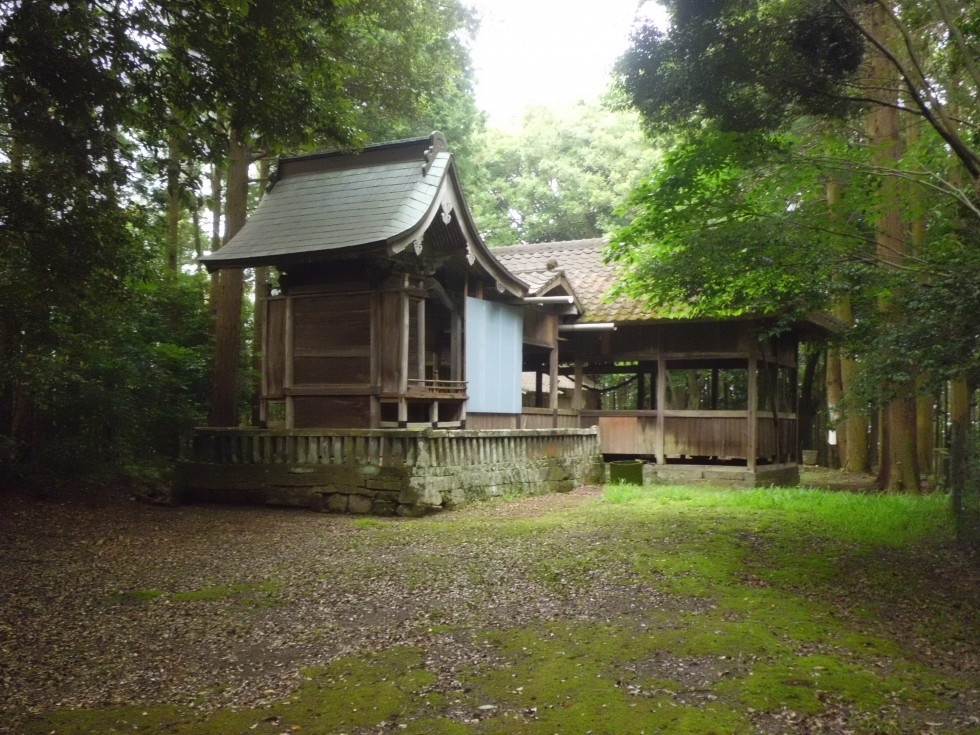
[493,238,606,255]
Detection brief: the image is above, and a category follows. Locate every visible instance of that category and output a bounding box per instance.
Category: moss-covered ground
[17,483,980,734]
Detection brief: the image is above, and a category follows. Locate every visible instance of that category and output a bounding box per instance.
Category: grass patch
[108,581,282,607]
[602,483,953,546]
[351,517,385,527]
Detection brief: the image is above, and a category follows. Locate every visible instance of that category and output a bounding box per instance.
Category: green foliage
[612,0,980,413]
[609,128,872,323]
[0,0,483,480]
[465,101,662,246]
[615,0,865,133]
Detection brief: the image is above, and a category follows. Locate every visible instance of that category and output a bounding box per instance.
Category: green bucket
[609,460,644,485]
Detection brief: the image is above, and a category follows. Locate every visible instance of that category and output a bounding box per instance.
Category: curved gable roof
[202,134,525,296]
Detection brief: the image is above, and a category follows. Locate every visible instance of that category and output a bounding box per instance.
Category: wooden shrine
[176,133,832,512]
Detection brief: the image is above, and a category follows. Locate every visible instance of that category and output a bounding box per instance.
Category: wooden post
[257,285,269,426]
[549,316,559,412]
[656,355,667,464]
[416,298,426,382]
[451,310,462,381]
[747,353,758,471]
[637,370,646,411]
[284,294,294,429]
[400,291,409,394]
[573,359,584,411]
[370,291,381,428]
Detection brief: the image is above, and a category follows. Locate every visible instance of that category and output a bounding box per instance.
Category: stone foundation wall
[173,428,602,515]
[641,462,800,488]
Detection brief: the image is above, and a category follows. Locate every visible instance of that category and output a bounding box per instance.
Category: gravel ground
[2,481,977,734]
[0,486,612,727]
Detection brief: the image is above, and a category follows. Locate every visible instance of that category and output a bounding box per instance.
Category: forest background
[0,0,977,538]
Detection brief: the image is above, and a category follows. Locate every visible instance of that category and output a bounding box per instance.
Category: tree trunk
[209,130,249,427]
[944,75,976,499]
[949,379,971,516]
[839,353,868,472]
[826,347,844,468]
[165,134,181,273]
[867,3,918,492]
[825,177,869,472]
[906,121,935,483]
[209,162,224,310]
[251,158,272,426]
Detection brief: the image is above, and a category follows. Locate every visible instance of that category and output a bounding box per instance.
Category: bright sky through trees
[468,0,667,126]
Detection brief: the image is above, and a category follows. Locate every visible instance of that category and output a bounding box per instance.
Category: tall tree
[148,0,480,425]
[613,0,980,489]
[465,102,662,246]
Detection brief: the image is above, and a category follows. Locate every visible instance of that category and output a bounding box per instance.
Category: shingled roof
[201,133,526,296]
[493,239,663,323]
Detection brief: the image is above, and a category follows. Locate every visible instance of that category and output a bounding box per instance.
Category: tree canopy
[612,0,980,494]
[465,101,662,247]
[0,0,481,476]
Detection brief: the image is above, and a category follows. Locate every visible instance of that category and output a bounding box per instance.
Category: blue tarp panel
[465,297,522,413]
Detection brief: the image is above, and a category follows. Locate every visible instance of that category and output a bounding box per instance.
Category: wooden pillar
[573,359,584,411]
[369,292,380,428]
[451,310,462,381]
[284,294,294,429]
[711,368,719,410]
[416,298,426,382]
[549,317,559,412]
[637,370,646,411]
[399,292,409,394]
[656,355,667,464]
[747,353,758,471]
[257,287,269,426]
[535,370,544,408]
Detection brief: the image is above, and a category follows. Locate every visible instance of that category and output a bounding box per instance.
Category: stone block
[371,499,398,515]
[444,486,466,508]
[347,494,374,514]
[399,479,443,507]
[365,478,403,491]
[326,494,349,512]
[396,503,431,517]
[358,463,382,478]
[328,484,370,496]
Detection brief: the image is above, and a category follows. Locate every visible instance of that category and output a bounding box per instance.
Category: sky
[467,0,667,127]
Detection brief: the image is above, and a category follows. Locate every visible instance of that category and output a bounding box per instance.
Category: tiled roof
[493,239,663,323]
